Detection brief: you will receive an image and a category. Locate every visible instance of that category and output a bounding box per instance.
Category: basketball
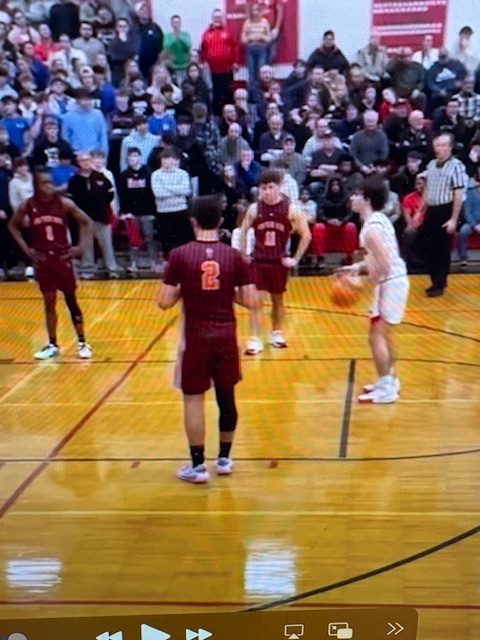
[330,273,361,307]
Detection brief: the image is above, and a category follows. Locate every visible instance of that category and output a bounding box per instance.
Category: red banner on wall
[225,0,298,65]
[372,0,448,50]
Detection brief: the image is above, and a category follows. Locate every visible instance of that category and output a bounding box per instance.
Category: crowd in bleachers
[0,0,480,278]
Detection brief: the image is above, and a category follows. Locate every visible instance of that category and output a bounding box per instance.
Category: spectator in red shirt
[401,173,426,262]
[34,24,62,63]
[379,88,396,123]
[200,8,238,116]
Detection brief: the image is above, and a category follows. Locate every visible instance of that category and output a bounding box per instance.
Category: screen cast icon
[284,624,304,640]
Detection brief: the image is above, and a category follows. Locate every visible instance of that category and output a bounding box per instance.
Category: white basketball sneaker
[34,343,60,360]
[176,463,209,484]
[244,336,264,355]
[269,330,287,349]
[216,458,235,475]
[363,377,401,394]
[358,378,399,404]
[78,342,92,359]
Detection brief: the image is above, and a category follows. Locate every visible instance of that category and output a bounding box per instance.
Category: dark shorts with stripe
[178,342,241,395]
[252,259,288,294]
[36,254,76,295]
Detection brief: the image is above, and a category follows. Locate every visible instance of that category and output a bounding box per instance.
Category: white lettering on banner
[372,0,448,48]
[374,0,447,10]
[375,23,444,33]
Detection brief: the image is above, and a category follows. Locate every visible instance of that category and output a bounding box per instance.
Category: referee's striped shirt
[425,156,466,206]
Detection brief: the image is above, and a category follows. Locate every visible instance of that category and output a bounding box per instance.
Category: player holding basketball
[8,170,93,360]
[344,175,409,404]
[240,168,311,355]
[158,195,258,484]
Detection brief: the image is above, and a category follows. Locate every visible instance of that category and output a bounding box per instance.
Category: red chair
[467,233,480,250]
[310,222,359,260]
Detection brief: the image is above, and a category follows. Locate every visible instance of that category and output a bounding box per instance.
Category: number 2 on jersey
[264,230,276,247]
[201,260,220,290]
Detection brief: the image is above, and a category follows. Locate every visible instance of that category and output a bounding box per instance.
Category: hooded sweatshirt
[61,105,109,154]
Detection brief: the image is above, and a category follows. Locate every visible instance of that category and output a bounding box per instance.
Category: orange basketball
[330,274,361,308]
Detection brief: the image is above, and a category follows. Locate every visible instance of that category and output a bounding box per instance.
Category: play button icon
[141,624,171,640]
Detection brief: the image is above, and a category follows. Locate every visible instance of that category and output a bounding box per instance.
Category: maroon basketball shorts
[36,254,77,295]
[252,259,288,294]
[176,341,241,395]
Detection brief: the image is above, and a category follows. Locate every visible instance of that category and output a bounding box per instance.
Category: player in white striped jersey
[341,175,409,404]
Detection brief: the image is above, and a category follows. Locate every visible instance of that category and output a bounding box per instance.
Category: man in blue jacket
[427,49,467,112]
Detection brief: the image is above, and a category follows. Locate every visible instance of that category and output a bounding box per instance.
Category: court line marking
[0,282,147,403]
[245,524,480,611]
[6,510,479,517]
[2,356,480,368]
[2,446,480,463]
[0,315,178,521]
[339,359,356,459]
[0,599,478,611]
[285,304,480,345]
[2,398,478,407]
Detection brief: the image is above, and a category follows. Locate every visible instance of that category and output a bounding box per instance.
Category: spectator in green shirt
[163,15,192,86]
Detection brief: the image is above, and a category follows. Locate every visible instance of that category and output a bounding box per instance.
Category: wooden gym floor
[0,275,479,639]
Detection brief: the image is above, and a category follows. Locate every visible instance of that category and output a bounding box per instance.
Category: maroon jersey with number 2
[25,195,76,294]
[164,240,252,395]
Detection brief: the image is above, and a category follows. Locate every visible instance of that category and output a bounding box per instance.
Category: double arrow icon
[387,622,404,636]
[186,629,213,640]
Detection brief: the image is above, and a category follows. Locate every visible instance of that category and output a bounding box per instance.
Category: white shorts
[370,275,409,325]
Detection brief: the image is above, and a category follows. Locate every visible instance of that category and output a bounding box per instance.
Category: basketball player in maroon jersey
[240,168,311,355]
[158,195,258,484]
[8,170,94,360]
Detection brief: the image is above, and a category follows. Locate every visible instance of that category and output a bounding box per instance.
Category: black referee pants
[421,203,453,290]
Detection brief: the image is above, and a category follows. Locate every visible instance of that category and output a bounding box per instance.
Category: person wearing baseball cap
[272,133,307,185]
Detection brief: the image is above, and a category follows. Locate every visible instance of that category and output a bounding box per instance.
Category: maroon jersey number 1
[45,225,55,242]
[201,260,220,291]
[264,230,276,247]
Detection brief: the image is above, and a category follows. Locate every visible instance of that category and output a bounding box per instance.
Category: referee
[421,132,466,297]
